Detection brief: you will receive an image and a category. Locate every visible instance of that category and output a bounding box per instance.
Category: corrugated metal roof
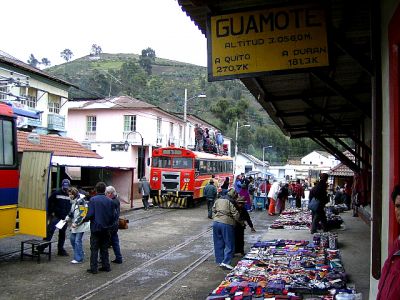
[17,131,101,159]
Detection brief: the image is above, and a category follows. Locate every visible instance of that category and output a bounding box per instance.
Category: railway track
[75,226,213,300]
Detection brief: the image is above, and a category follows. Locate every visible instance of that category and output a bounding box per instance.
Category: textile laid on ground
[207,237,358,300]
[269,208,344,230]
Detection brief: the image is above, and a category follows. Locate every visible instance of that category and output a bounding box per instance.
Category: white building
[0,52,72,135]
[234,152,267,175]
[301,150,340,168]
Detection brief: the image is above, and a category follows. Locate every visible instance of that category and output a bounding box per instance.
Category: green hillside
[46,52,320,164]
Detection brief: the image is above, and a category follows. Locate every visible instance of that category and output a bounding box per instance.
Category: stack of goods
[269,209,344,231]
[269,209,312,230]
[207,238,357,300]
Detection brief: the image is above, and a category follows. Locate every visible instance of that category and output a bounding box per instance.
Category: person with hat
[38,178,73,256]
[204,178,218,219]
[234,196,256,256]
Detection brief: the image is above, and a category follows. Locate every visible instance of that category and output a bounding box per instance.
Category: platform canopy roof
[178,0,376,174]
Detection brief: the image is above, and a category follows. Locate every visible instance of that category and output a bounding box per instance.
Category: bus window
[199,160,207,174]
[195,159,200,171]
[0,119,15,166]
[210,161,217,173]
[228,161,233,172]
[152,156,172,168]
[173,157,193,169]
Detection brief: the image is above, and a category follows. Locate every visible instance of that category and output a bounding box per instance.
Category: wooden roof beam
[311,134,361,173]
[332,28,373,76]
[311,71,371,118]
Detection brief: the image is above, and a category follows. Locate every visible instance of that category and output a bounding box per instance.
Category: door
[389,3,400,246]
[18,151,52,237]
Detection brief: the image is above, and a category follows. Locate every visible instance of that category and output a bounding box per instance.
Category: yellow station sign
[207,4,329,81]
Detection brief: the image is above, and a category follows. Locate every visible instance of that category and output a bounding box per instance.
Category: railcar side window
[0,120,15,166]
[199,160,207,174]
[173,157,193,169]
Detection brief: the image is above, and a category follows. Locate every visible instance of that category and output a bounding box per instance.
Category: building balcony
[47,113,65,131]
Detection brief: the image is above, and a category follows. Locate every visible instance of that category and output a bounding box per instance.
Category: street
[0,203,271,300]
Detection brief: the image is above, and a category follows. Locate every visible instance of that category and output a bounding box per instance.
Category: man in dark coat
[83,182,118,274]
[204,179,218,219]
[106,185,122,264]
[138,176,151,210]
[309,173,330,234]
[38,178,72,256]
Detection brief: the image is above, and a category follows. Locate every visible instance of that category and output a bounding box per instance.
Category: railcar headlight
[152,176,159,181]
[183,178,190,183]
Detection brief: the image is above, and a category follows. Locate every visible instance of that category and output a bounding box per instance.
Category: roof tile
[17,131,101,159]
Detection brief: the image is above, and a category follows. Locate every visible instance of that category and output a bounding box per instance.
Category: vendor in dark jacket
[234,197,256,255]
[83,182,118,274]
[38,178,72,256]
[309,173,330,234]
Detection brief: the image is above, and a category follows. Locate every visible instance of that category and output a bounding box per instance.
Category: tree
[41,58,51,67]
[91,44,102,56]
[27,54,39,68]
[139,47,156,75]
[60,49,73,62]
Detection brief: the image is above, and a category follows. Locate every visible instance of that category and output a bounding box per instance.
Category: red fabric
[268,198,276,215]
[293,183,305,199]
[377,239,400,300]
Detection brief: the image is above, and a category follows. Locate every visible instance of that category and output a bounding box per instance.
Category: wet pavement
[0,200,370,300]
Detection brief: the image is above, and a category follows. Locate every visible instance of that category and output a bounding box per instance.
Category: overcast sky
[2,0,207,67]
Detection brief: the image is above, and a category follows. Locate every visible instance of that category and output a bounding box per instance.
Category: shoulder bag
[308,197,320,213]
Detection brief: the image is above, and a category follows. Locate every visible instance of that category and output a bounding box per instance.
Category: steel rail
[75,226,213,300]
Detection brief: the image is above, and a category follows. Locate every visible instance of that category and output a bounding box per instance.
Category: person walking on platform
[83,182,118,274]
[204,179,218,219]
[268,180,280,216]
[234,197,256,256]
[106,186,123,264]
[138,176,151,210]
[38,178,72,256]
[309,173,330,234]
[293,179,305,208]
[377,184,400,299]
[212,189,240,270]
[65,187,90,264]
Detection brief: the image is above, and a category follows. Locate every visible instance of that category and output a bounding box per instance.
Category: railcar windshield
[152,156,193,169]
[152,156,172,168]
[0,119,15,166]
[172,157,193,169]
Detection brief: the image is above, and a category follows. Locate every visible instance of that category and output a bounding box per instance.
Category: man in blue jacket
[83,182,118,274]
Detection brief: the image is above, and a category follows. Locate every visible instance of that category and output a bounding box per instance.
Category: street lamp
[124,131,144,179]
[234,121,250,174]
[183,88,206,147]
[262,146,273,174]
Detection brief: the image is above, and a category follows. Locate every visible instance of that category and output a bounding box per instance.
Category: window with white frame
[157,117,162,134]
[0,83,9,101]
[179,125,183,140]
[87,116,97,132]
[20,87,38,108]
[48,94,61,114]
[169,122,174,136]
[124,115,136,132]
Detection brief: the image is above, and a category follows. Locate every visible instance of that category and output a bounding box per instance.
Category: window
[0,84,9,101]
[0,119,15,166]
[173,157,193,169]
[124,115,136,132]
[199,160,207,174]
[169,122,174,135]
[87,116,97,132]
[20,87,38,108]
[179,125,183,140]
[152,156,171,168]
[48,94,61,114]
[157,117,162,134]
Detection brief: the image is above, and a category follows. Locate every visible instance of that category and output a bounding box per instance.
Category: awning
[51,156,134,169]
